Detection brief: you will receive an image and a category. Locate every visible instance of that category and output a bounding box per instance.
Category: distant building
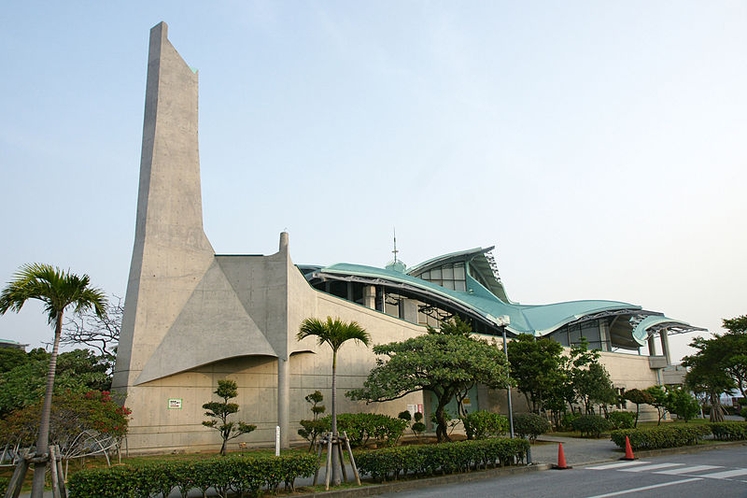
[0,339,27,351]
[112,22,704,454]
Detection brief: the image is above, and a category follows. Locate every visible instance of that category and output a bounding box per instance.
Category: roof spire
[392,228,399,263]
[385,228,406,272]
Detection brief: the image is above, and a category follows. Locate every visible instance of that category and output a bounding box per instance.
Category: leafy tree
[623,388,654,427]
[665,386,700,422]
[0,263,107,498]
[0,347,27,374]
[202,379,256,456]
[0,390,130,461]
[507,335,565,414]
[723,315,747,334]
[568,339,617,415]
[347,317,510,443]
[683,336,736,422]
[574,362,617,415]
[297,316,370,486]
[0,348,111,418]
[645,385,669,425]
[298,390,326,451]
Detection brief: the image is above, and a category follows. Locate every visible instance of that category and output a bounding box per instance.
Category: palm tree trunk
[32,311,62,498]
[331,351,340,486]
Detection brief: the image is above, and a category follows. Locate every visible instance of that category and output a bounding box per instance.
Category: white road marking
[585,477,703,498]
[655,465,722,475]
[586,461,651,470]
[619,463,684,472]
[700,468,747,479]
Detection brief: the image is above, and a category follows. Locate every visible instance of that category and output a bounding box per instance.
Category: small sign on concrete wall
[168,398,183,409]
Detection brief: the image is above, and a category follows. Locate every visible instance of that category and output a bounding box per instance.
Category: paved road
[15,436,745,497]
[376,444,747,498]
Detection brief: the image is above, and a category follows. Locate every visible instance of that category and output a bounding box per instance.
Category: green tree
[0,263,106,498]
[645,385,669,425]
[507,334,565,414]
[0,347,27,374]
[0,348,111,418]
[623,388,654,427]
[720,316,747,398]
[298,390,327,451]
[665,386,700,422]
[568,339,617,415]
[0,390,130,461]
[202,379,256,456]
[296,316,370,486]
[683,336,736,422]
[347,317,510,443]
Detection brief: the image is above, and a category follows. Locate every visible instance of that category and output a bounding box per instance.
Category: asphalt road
[376,444,747,498]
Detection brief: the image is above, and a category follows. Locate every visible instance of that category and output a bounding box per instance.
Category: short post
[275,426,280,457]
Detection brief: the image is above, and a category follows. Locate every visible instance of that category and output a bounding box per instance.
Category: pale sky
[1,2,745,363]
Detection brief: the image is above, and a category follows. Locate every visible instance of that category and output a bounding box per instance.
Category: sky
[1,2,745,363]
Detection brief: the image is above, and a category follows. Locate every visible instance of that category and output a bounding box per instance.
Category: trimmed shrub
[571,414,611,438]
[355,438,530,482]
[610,425,712,451]
[607,411,636,430]
[560,412,579,431]
[331,413,408,447]
[461,410,509,440]
[513,413,551,443]
[67,453,317,498]
[710,421,747,441]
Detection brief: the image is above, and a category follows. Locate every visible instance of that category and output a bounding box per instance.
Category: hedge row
[710,422,747,441]
[67,453,318,498]
[355,438,530,482]
[611,424,715,451]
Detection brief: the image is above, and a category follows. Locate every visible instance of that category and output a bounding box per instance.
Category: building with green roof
[112,23,704,454]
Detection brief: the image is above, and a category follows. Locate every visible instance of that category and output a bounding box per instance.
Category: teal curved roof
[317,262,642,338]
[309,245,704,342]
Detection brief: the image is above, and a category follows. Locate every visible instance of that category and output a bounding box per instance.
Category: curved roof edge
[632,315,708,346]
[314,263,645,339]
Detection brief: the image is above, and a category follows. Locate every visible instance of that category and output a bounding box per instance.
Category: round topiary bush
[607,411,636,430]
[571,414,611,438]
[513,413,551,443]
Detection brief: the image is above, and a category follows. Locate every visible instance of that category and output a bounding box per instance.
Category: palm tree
[297,317,370,486]
[0,263,107,498]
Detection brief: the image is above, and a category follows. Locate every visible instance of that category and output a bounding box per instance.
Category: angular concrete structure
[113,23,703,454]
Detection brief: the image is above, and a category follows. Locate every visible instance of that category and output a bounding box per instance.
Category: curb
[295,463,552,497]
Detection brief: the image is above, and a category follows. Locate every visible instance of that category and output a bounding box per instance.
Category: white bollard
[275,426,280,456]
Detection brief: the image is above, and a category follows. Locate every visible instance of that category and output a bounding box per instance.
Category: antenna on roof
[392,228,399,263]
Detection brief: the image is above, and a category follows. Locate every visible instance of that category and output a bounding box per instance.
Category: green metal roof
[316,262,642,338]
[309,246,704,343]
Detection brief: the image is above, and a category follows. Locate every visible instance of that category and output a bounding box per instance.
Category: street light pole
[499,315,515,439]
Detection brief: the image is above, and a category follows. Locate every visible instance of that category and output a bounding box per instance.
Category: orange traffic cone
[552,443,572,469]
[621,436,636,460]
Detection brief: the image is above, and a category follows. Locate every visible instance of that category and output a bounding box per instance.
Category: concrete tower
[113,22,214,391]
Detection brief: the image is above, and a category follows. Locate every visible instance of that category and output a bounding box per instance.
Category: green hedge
[710,421,747,441]
[67,453,318,498]
[354,438,529,482]
[571,415,611,438]
[461,410,509,440]
[610,425,712,451]
[513,413,551,442]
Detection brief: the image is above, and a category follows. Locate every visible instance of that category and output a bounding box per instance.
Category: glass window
[454,264,465,279]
